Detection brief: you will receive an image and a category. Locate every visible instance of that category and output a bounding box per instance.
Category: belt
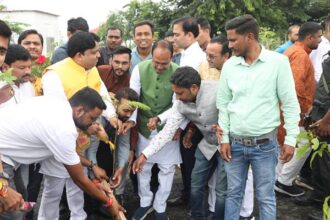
[230,131,274,147]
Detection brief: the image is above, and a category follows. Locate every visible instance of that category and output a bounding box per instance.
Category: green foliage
[98,0,174,47]
[324,196,330,220]
[0,68,16,85]
[259,27,282,50]
[128,101,151,111]
[296,130,330,167]
[0,4,29,38]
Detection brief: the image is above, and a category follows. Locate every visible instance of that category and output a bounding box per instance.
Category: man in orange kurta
[276,22,322,197]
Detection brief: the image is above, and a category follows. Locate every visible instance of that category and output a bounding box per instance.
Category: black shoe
[167,196,186,206]
[308,210,323,220]
[275,180,305,197]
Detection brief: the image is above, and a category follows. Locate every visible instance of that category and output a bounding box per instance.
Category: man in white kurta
[130,40,182,219]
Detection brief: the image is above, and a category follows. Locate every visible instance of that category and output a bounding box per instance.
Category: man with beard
[39,32,120,220]
[217,15,300,220]
[97,46,135,206]
[276,22,322,197]
[0,87,124,219]
[97,46,131,93]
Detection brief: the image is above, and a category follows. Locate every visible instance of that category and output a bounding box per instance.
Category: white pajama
[137,131,181,213]
[277,127,312,186]
[38,175,86,220]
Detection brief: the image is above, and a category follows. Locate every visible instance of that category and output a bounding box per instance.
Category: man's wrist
[88,160,97,170]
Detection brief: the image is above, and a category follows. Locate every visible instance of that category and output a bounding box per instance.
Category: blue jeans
[190,147,227,220]
[224,135,278,220]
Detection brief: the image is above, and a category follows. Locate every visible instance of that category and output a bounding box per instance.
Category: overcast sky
[1,0,131,30]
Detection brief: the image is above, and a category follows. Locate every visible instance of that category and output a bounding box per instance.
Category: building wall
[0,10,61,55]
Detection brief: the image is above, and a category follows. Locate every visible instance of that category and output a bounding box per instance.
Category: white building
[0,10,61,55]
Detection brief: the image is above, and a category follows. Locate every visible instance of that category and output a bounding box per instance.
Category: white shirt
[0,81,35,109]
[42,70,116,119]
[180,41,206,70]
[310,36,330,82]
[0,96,80,169]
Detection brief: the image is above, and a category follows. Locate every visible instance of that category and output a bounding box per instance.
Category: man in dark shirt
[97,46,131,93]
[97,27,123,66]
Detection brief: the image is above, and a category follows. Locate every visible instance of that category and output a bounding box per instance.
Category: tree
[98,0,175,47]
[0,4,28,39]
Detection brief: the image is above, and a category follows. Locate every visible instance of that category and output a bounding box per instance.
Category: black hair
[68,32,96,58]
[67,17,89,33]
[90,32,100,42]
[69,87,106,111]
[165,30,174,38]
[225,14,259,41]
[115,87,139,102]
[151,40,173,57]
[18,29,44,46]
[107,27,123,37]
[0,20,12,40]
[133,20,154,36]
[111,46,132,60]
[298,22,323,41]
[210,35,232,57]
[196,17,211,31]
[173,16,199,38]
[170,66,201,88]
[4,44,31,65]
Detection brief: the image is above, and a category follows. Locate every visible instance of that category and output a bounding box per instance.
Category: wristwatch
[0,172,9,181]
[88,161,96,170]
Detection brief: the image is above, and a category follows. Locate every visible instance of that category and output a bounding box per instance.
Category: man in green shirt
[216,15,300,220]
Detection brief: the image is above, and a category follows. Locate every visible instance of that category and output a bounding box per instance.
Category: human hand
[127,151,134,173]
[310,119,330,136]
[132,154,147,174]
[280,144,295,163]
[110,168,122,188]
[122,121,135,134]
[109,117,124,135]
[92,165,109,181]
[212,124,223,145]
[147,117,159,131]
[172,128,182,141]
[219,143,231,162]
[183,129,193,148]
[0,186,24,213]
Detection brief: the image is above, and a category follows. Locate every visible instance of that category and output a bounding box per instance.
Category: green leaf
[0,68,16,85]
[128,101,151,111]
[311,138,320,150]
[323,196,330,220]
[296,143,311,158]
[296,131,309,142]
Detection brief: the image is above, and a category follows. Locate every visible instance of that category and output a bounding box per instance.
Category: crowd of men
[0,12,329,220]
